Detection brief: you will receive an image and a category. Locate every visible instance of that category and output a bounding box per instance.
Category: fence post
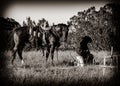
[110,46,113,65]
[103,56,106,67]
[102,56,106,76]
[111,46,113,56]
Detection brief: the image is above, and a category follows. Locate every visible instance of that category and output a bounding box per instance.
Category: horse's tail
[7,30,15,50]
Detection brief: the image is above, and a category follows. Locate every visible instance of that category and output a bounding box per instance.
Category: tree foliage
[69,3,120,53]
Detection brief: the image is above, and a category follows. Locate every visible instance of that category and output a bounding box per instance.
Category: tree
[69,3,116,52]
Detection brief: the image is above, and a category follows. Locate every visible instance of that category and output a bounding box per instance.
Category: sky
[4,1,108,25]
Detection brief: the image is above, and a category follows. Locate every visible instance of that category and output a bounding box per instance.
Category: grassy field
[0,50,119,86]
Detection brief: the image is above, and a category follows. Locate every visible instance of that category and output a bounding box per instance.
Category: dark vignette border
[0,0,120,86]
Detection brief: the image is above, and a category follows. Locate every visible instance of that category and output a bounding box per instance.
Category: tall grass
[1,50,119,86]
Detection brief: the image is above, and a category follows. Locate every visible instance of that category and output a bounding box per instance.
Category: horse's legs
[11,47,17,64]
[42,47,44,57]
[56,47,59,63]
[12,32,19,64]
[17,46,24,65]
[46,46,50,63]
[50,45,55,65]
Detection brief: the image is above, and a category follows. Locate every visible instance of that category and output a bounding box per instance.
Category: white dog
[76,56,84,67]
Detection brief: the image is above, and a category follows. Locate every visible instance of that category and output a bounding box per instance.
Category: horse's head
[61,24,69,43]
[56,24,69,47]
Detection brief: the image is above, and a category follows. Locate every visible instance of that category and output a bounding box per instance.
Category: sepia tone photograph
[0,0,120,86]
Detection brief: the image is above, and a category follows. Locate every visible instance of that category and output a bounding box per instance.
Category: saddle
[41,27,51,46]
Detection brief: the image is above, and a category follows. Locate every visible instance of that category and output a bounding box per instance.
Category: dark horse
[11,18,50,65]
[11,26,35,64]
[40,21,69,65]
[11,21,48,65]
[79,36,94,64]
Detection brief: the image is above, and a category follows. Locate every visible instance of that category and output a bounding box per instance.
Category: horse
[40,21,69,65]
[12,19,49,64]
[11,26,35,65]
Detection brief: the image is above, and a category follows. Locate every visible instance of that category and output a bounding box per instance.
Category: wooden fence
[100,47,119,75]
